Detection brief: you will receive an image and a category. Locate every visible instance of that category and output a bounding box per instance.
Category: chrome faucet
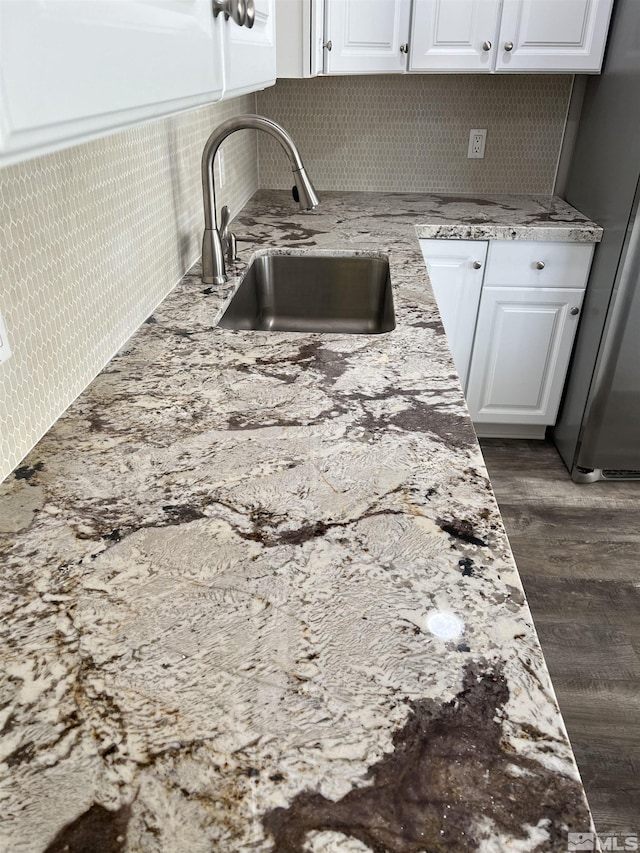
[201,114,320,284]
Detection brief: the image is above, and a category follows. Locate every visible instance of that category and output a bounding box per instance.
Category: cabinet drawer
[485,241,594,288]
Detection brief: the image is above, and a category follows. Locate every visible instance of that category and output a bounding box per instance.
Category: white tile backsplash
[257,75,572,194]
[0,95,259,482]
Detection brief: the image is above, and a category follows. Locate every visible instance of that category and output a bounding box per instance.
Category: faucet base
[202,228,227,285]
[202,274,227,286]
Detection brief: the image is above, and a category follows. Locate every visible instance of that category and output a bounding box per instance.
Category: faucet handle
[220,204,231,238]
[244,0,255,28]
[219,205,237,263]
[227,232,238,263]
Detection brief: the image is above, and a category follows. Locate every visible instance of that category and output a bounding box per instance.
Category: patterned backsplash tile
[0,95,258,481]
[257,74,572,194]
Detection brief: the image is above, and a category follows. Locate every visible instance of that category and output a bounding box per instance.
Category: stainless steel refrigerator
[553,0,640,482]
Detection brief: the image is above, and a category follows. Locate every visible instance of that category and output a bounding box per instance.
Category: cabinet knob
[472,261,482,269]
[570,306,580,315]
[482,41,492,52]
[400,43,409,54]
[213,0,254,28]
[535,260,545,270]
[323,40,332,51]
[504,41,514,51]
[244,0,255,28]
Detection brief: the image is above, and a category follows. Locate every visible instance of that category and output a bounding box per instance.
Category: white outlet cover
[468,128,487,159]
[0,311,12,363]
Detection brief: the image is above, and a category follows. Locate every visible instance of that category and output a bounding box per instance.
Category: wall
[257,75,572,194]
[0,94,258,482]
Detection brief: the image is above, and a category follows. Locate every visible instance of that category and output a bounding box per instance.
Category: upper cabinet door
[0,1,224,166]
[496,0,614,73]
[409,0,501,72]
[222,0,276,98]
[276,0,324,77]
[324,0,411,74]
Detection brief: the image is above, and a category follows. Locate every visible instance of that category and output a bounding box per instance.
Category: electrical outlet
[468,129,487,159]
[0,310,12,364]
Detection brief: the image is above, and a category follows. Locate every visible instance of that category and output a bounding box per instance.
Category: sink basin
[217,252,395,334]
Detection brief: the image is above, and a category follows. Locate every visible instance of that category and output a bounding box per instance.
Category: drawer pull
[535,260,545,270]
[472,261,482,269]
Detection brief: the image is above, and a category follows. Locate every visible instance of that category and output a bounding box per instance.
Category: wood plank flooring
[479,438,640,834]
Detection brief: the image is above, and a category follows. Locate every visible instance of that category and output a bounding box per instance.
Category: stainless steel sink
[217,252,395,334]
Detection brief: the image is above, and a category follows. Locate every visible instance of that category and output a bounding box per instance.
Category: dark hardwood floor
[479,438,640,834]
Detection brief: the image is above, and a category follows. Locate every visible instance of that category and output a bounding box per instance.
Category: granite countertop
[0,191,601,852]
[412,192,602,242]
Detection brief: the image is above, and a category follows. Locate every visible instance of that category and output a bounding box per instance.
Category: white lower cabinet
[465,286,585,434]
[419,239,487,388]
[421,238,594,439]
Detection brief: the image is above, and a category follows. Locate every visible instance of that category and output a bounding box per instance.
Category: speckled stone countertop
[0,191,601,852]
[413,192,602,242]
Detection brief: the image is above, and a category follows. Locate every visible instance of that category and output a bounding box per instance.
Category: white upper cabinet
[277,0,612,76]
[222,0,276,97]
[0,0,278,167]
[410,0,613,73]
[496,0,614,72]
[323,0,411,73]
[410,0,501,72]
[276,0,324,77]
[0,1,223,165]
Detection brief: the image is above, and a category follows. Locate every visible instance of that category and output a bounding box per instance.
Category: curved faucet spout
[201,114,319,285]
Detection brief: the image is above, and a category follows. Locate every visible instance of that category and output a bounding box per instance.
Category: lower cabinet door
[466,286,584,424]
[419,239,487,389]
